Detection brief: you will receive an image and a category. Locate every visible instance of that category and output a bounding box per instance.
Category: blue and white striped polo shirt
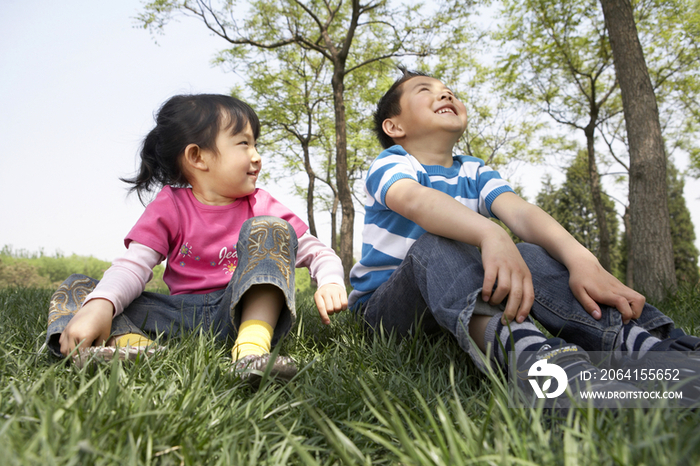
[348,145,514,309]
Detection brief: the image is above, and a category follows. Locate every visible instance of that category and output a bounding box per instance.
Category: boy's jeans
[362,233,674,370]
[46,216,298,358]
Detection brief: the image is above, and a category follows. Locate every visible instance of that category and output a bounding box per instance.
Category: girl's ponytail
[121,124,189,205]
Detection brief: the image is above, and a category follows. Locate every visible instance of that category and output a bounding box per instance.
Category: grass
[2,285,700,465]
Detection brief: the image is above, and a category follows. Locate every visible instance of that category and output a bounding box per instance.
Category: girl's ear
[382,117,405,140]
[183,143,207,171]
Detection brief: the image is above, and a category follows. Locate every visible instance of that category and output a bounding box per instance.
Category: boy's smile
[436,105,458,115]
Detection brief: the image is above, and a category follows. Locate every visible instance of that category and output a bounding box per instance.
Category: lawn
[2,285,700,465]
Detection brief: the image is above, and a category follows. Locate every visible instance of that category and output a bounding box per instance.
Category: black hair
[121,94,260,204]
[373,67,431,149]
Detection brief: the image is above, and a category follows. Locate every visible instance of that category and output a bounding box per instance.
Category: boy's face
[387,77,467,145]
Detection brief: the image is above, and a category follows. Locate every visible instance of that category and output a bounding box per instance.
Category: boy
[349,69,700,406]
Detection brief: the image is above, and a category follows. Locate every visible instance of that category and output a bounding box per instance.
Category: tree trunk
[584,122,612,271]
[599,0,676,300]
[305,175,317,238]
[623,206,634,288]
[302,144,317,238]
[330,196,339,253]
[331,68,354,284]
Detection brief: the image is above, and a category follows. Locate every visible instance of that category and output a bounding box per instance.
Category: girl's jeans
[46,216,298,358]
[362,233,674,371]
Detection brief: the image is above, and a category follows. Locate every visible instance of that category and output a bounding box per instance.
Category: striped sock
[232,320,273,360]
[484,313,548,368]
[614,322,661,360]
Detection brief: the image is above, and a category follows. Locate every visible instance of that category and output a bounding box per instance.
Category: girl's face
[200,121,261,204]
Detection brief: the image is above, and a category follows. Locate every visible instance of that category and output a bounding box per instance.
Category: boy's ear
[183,143,208,171]
[382,117,405,140]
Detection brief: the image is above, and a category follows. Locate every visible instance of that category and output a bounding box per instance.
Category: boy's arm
[491,192,645,322]
[385,178,535,323]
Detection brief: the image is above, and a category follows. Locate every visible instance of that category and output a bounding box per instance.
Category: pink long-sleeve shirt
[84,186,344,315]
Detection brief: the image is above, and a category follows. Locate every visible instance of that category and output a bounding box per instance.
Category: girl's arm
[83,242,163,316]
[58,242,163,356]
[295,232,347,324]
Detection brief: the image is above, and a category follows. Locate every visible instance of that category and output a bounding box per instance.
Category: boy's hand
[568,258,645,323]
[314,283,348,325]
[59,298,114,357]
[385,180,535,324]
[480,230,535,324]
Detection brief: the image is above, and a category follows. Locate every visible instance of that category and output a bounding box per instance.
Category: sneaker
[615,329,700,404]
[649,328,700,352]
[515,338,642,411]
[232,354,298,388]
[71,344,165,369]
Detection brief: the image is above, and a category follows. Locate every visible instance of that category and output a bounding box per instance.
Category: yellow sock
[232,320,273,360]
[114,333,154,348]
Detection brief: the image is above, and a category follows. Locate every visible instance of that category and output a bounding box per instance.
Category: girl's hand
[568,258,645,323]
[59,298,114,356]
[314,283,348,325]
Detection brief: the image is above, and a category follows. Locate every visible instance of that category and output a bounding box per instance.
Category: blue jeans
[362,233,674,370]
[46,216,298,358]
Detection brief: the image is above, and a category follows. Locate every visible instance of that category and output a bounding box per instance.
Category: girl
[47,94,347,383]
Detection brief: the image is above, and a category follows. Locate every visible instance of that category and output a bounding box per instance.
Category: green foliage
[3,285,700,464]
[493,0,700,177]
[230,44,353,244]
[617,159,700,288]
[634,0,700,176]
[0,257,52,289]
[0,246,167,292]
[495,0,619,130]
[492,0,623,272]
[294,266,313,300]
[536,152,622,277]
[538,156,700,285]
[667,163,699,285]
[137,0,481,278]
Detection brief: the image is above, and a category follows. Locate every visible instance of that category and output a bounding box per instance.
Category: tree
[599,0,676,299]
[494,0,700,297]
[667,162,699,285]
[634,0,700,178]
[536,151,622,276]
[236,47,335,241]
[496,0,618,272]
[139,0,473,283]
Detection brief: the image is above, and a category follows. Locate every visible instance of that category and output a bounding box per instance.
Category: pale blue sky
[2,0,698,263]
[1,0,310,261]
